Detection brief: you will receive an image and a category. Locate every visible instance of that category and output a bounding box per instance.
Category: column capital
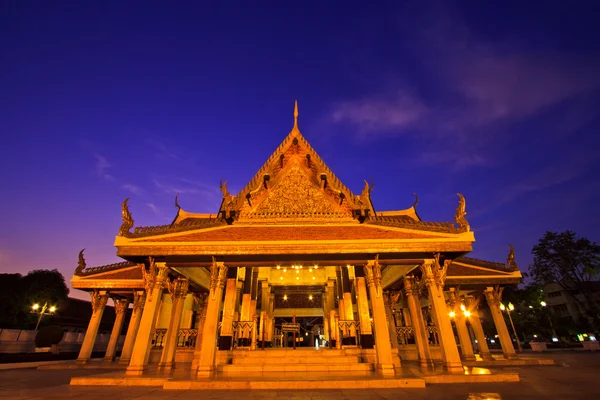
[419,254,450,293]
[364,257,382,297]
[132,291,146,312]
[484,286,504,305]
[209,256,228,299]
[142,257,169,300]
[90,290,109,314]
[114,298,129,315]
[383,290,401,308]
[404,275,421,297]
[193,292,209,312]
[167,277,189,299]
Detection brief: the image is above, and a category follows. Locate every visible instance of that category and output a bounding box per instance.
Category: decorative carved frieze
[193,293,209,313]
[383,290,401,308]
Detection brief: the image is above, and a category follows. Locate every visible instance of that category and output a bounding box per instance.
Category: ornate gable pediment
[238,157,355,222]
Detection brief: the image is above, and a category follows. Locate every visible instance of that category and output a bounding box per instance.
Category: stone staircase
[216,348,375,376]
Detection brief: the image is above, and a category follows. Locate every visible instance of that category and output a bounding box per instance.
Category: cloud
[94,154,113,180]
[146,138,181,160]
[121,183,144,196]
[330,94,428,138]
[327,11,600,168]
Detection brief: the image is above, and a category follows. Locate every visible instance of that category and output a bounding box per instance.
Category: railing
[152,328,167,348]
[338,320,360,347]
[176,329,198,348]
[426,325,440,346]
[232,320,256,349]
[151,328,199,349]
[396,326,414,345]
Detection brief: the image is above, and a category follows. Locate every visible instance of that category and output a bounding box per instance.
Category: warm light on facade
[463,310,471,317]
[276,265,281,270]
[449,311,455,318]
[283,295,288,301]
[309,295,313,300]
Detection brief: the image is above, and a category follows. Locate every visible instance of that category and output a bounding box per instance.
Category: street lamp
[540,301,558,339]
[500,302,523,353]
[31,302,56,331]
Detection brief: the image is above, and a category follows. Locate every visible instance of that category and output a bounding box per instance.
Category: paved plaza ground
[0,352,598,399]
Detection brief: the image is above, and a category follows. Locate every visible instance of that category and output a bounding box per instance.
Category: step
[217,363,373,374]
[231,355,361,365]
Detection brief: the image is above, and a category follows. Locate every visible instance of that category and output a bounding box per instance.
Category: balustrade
[151,328,199,349]
[337,320,360,347]
[396,326,414,345]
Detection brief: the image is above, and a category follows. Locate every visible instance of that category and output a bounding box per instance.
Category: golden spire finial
[293,100,299,131]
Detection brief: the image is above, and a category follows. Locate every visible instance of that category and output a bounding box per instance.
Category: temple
[71,101,522,380]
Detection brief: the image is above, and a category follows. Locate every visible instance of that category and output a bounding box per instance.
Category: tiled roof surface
[447,263,509,277]
[138,225,441,242]
[81,265,143,280]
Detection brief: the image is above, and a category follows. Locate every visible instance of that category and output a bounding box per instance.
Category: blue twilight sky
[1,1,599,298]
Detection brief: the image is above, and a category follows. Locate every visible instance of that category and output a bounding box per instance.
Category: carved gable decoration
[239,158,355,221]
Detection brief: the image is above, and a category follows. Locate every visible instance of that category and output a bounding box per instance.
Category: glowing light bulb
[283,268,287,273]
[309,295,313,300]
[296,269,299,274]
[314,265,318,269]
[460,304,466,311]
[276,265,281,270]
[449,311,456,318]
[49,306,56,313]
[464,311,471,317]
[32,304,40,310]
[280,276,283,280]
[283,295,288,301]
[312,276,315,280]
[296,276,300,280]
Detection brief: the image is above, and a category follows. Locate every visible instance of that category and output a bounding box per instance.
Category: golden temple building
[71,101,522,380]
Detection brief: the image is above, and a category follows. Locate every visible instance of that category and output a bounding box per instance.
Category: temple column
[259,281,270,346]
[126,261,169,376]
[384,291,401,349]
[448,288,476,361]
[159,277,189,370]
[420,259,463,373]
[197,261,228,377]
[119,291,145,365]
[238,267,253,346]
[484,286,517,359]
[404,276,433,367]
[364,259,395,376]
[104,298,129,362]
[354,270,373,348]
[190,293,208,370]
[465,295,492,360]
[76,290,109,364]
[218,267,238,350]
[267,293,274,341]
[341,266,356,344]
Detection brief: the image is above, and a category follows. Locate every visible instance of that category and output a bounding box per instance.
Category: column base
[75,359,88,365]
[461,355,477,361]
[103,357,115,362]
[158,361,175,370]
[125,365,147,376]
[419,359,434,368]
[479,352,494,361]
[196,366,215,378]
[118,358,130,365]
[377,364,396,377]
[503,353,519,360]
[443,361,464,373]
[218,335,233,350]
[360,334,374,349]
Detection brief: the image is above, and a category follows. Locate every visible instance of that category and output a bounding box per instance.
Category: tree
[530,231,600,333]
[0,269,69,329]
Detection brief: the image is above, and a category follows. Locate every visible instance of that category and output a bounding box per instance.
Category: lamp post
[540,301,558,339]
[31,302,56,331]
[500,302,523,353]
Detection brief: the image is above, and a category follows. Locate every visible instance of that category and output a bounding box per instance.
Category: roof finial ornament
[175,193,181,210]
[412,192,419,208]
[75,249,86,275]
[293,100,299,132]
[455,193,470,232]
[507,244,518,270]
[119,198,134,236]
